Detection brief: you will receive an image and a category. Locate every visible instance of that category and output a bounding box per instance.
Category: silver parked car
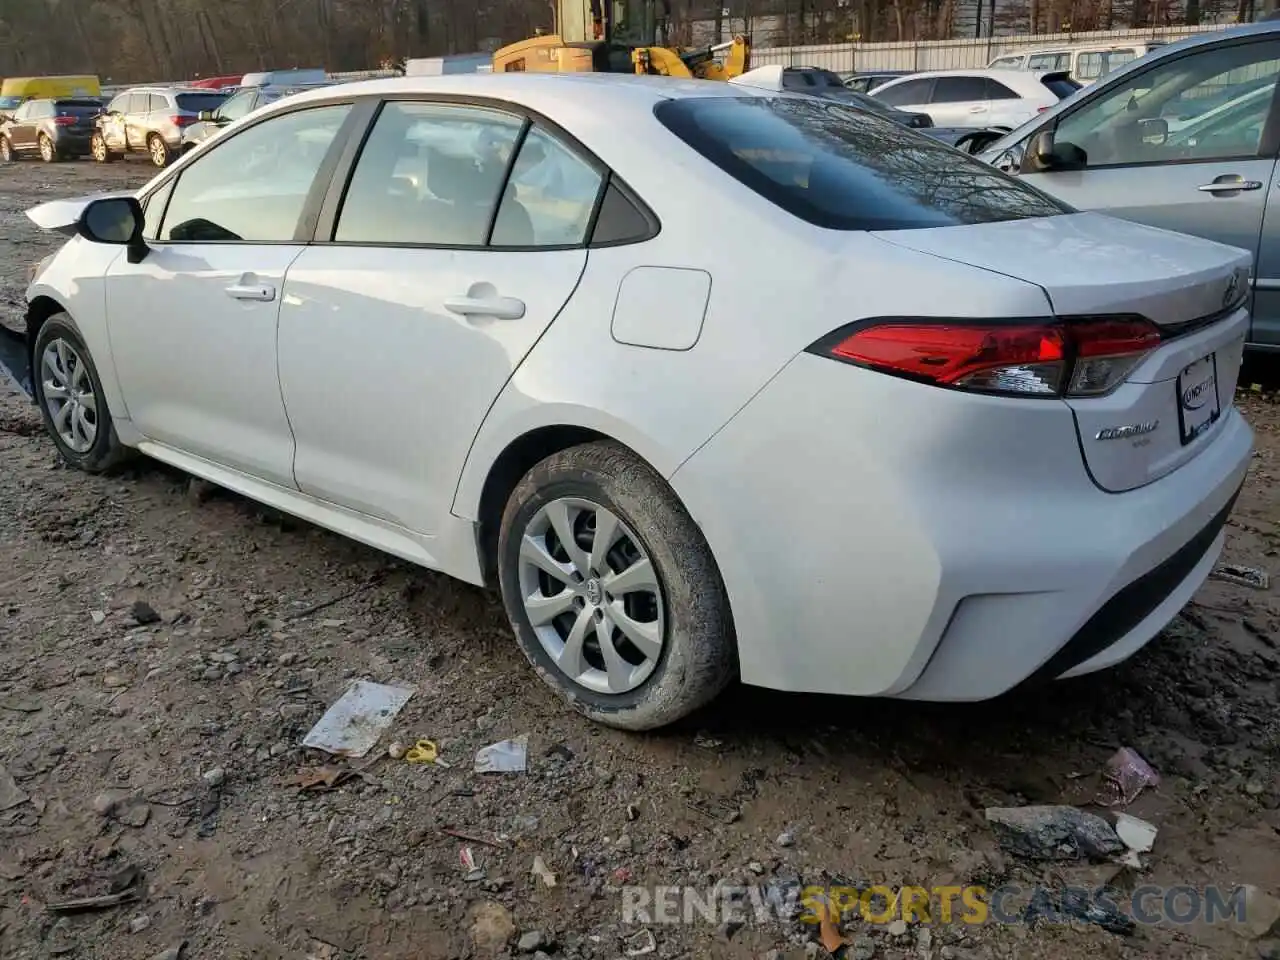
[978,22,1280,350]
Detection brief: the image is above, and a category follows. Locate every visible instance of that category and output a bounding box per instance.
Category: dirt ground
[1,159,1279,960]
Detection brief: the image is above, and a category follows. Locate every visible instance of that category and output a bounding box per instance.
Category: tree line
[0,0,1251,84]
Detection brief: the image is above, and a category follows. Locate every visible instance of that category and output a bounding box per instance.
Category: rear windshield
[53,99,102,114]
[175,93,229,112]
[654,96,1068,231]
[1042,76,1082,99]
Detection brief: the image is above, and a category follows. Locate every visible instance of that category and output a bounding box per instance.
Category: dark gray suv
[91,86,229,167]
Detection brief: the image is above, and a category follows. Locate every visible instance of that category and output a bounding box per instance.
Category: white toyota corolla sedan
[17,72,1253,730]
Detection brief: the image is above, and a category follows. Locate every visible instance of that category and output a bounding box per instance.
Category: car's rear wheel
[147,134,169,168]
[497,441,735,730]
[0,137,14,163]
[38,134,57,163]
[90,132,114,163]
[33,314,130,473]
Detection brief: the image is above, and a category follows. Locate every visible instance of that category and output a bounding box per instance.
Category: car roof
[277,71,772,116]
[875,68,1064,94]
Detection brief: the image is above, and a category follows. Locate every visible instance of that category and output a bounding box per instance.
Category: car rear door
[1001,36,1280,345]
[276,99,601,538]
[103,101,358,487]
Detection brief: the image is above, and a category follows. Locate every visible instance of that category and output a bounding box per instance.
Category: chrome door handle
[224,283,275,302]
[1198,179,1263,193]
[444,295,525,320]
[968,104,985,113]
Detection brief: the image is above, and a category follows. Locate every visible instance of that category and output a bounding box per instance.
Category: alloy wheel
[517,497,665,695]
[39,135,53,162]
[0,138,11,162]
[92,135,106,162]
[149,137,166,166]
[40,338,97,454]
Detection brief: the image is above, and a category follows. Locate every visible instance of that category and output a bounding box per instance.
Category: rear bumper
[54,133,93,152]
[670,353,1253,700]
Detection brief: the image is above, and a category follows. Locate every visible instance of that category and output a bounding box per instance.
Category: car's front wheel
[90,132,114,163]
[33,314,130,473]
[497,441,735,730]
[0,136,14,163]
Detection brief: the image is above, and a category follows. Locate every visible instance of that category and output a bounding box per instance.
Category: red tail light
[171,114,195,127]
[809,317,1161,398]
[53,116,77,126]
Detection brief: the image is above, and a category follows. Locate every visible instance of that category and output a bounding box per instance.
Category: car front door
[872,77,936,116]
[277,99,601,537]
[996,36,1280,345]
[928,76,992,127]
[102,101,357,486]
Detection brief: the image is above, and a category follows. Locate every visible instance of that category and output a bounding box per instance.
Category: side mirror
[1138,116,1168,146]
[1023,128,1086,173]
[78,196,148,264]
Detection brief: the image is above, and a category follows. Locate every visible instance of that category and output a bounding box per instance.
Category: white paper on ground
[301,680,415,758]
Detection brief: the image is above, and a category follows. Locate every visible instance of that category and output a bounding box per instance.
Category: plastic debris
[47,865,144,914]
[1104,747,1161,806]
[301,680,415,759]
[474,734,529,774]
[1211,563,1270,590]
[1023,885,1136,936]
[406,739,451,767]
[1114,812,1158,867]
[624,929,657,956]
[985,805,1125,861]
[532,855,558,887]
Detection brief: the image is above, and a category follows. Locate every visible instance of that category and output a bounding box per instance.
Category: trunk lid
[874,212,1251,492]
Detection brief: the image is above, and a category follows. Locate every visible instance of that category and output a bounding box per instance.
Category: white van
[239,68,328,88]
[988,42,1165,85]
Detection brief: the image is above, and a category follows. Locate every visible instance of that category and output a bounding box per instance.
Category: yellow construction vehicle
[493,0,750,81]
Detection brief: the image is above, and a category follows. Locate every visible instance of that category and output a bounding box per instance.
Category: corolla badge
[1096,421,1159,441]
[1182,376,1214,410]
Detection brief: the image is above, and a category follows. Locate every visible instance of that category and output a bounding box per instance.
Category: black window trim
[310,92,658,252]
[1020,34,1280,174]
[137,91,659,253]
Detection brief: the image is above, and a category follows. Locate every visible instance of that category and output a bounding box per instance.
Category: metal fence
[751,23,1236,72]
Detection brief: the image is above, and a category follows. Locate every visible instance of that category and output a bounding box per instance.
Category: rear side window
[146,93,167,112]
[490,126,604,247]
[874,78,933,106]
[986,79,1021,100]
[933,76,990,102]
[654,96,1067,231]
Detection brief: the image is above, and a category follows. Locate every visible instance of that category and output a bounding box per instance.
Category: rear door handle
[225,283,276,302]
[968,104,986,113]
[1198,178,1263,193]
[444,295,525,320]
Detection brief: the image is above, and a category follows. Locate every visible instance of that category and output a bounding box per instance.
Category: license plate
[1177,353,1220,445]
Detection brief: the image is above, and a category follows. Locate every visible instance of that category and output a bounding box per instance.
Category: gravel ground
[1,159,1279,960]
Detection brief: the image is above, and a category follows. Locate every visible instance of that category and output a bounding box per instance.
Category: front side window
[655,96,1066,231]
[107,94,128,114]
[161,103,351,243]
[334,101,523,245]
[217,91,255,122]
[1028,54,1059,70]
[12,102,31,122]
[1053,40,1280,167]
[874,78,933,106]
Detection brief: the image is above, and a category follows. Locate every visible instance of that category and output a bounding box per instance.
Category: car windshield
[655,96,1067,231]
[175,93,230,112]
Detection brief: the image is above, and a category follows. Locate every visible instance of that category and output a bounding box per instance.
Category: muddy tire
[497,441,735,731]
[0,136,14,163]
[38,134,58,163]
[32,313,131,473]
